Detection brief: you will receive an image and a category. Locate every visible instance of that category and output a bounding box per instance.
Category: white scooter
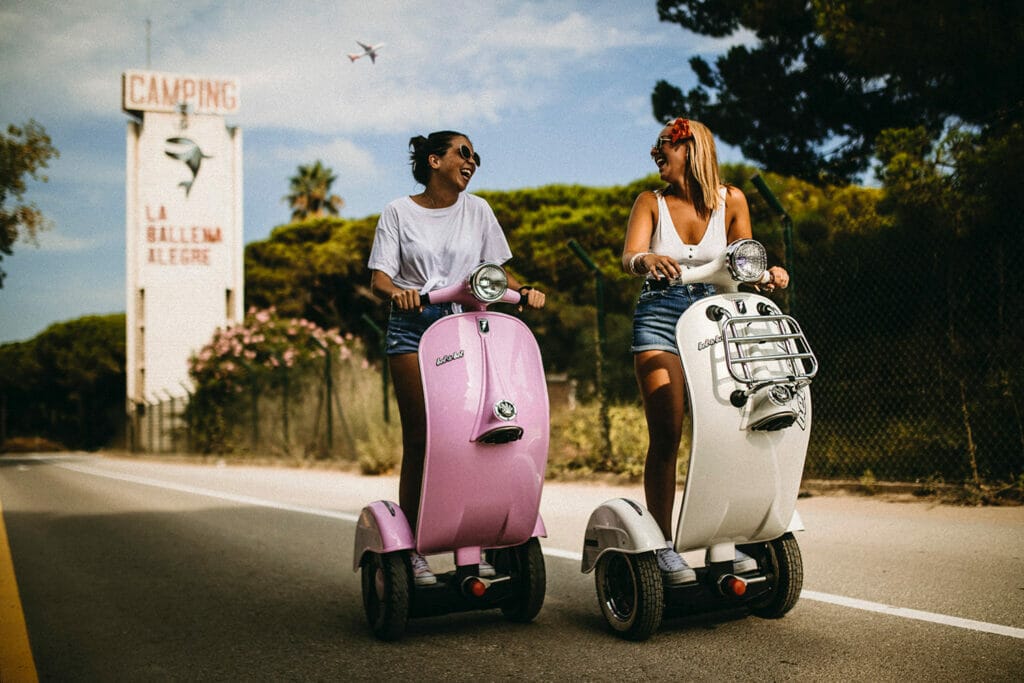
[581,240,818,640]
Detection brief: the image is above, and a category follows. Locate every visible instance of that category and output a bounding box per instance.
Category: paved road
[1,453,1021,681]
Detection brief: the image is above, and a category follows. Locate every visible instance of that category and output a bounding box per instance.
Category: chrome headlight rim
[468,263,508,303]
[726,239,767,283]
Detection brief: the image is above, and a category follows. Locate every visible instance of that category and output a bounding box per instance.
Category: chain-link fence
[129,395,189,454]
[162,342,391,462]
[125,226,1022,491]
[792,228,1022,487]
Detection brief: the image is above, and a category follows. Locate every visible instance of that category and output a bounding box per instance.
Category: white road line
[52,459,1024,641]
[53,460,360,523]
[800,590,1024,640]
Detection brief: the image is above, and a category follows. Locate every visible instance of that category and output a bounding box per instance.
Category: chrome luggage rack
[711,307,818,395]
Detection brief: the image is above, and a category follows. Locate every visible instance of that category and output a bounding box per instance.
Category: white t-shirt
[367,193,513,293]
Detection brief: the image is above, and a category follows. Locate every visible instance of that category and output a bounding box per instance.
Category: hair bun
[408,135,428,152]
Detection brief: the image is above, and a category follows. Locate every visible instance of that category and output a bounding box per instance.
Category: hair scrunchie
[669,118,692,143]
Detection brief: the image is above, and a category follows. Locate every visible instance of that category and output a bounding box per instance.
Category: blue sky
[0,0,751,343]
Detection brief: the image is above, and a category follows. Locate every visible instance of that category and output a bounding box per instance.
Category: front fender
[352,500,414,572]
[580,498,666,573]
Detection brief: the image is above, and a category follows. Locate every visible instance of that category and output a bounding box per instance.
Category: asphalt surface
[1,453,1021,681]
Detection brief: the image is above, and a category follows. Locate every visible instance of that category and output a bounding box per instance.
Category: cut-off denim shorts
[631,281,716,354]
[385,302,457,355]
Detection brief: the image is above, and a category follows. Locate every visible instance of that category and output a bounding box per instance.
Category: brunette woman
[368,131,545,585]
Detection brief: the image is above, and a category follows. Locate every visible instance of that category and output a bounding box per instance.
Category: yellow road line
[0,495,38,683]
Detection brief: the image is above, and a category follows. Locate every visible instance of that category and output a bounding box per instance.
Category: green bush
[356,428,401,475]
[547,401,690,482]
[0,314,125,450]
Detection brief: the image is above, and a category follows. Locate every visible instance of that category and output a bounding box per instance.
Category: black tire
[594,551,663,641]
[360,551,410,640]
[497,538,546,623]
[750,533,803,619]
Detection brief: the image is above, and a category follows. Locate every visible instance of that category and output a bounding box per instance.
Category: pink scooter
[353,263,549,640]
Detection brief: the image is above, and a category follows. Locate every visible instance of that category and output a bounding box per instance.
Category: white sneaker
[656,546,696,584]
[409,551,437,586]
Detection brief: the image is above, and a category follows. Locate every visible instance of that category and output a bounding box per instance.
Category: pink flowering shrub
[186,307,357,453]
[189,306,352,392]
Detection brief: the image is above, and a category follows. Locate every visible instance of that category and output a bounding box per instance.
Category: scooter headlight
[469,263,508,303]
[726,239,767,283]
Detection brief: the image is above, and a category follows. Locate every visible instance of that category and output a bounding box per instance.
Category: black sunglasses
[652,136,674,154]
[456,144,481,166]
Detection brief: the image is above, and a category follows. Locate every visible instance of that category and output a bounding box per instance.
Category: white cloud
[272,137,379,181]
[3,0,759,344]
[1,1,670,135]
[22,229,98,253]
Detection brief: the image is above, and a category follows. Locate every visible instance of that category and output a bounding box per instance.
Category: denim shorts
[385,303,457,355]
[631,281,716,354]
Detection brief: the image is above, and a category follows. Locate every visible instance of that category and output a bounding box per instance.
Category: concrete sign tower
[123,70,243,445]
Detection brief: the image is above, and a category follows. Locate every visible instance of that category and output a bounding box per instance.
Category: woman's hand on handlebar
[390,288,422,311]
[640,253,681,280]
[758,266,790,293]
[518,287,546,311]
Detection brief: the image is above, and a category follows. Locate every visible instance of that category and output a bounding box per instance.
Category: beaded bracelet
[629,252,650,275]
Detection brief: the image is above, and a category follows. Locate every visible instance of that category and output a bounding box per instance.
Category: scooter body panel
[674,292,812,552]
[581,498,667,573]
[416,311,550,556]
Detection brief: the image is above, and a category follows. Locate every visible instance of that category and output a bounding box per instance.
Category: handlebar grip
[419,289,524,307]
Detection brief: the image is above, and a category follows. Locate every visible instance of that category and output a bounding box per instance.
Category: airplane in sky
[348,41,385,63]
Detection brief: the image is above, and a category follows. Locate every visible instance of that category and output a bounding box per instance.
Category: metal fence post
[309,337,334,452]
[163,390,176,453]
[179,382,194,454]
[751,174,795,313]
[325,343,333,450]
[250,380,260,452]
[156,397,165,453]
[281,363,290,452]
[567,239,612,461]
[147,398,155,453]
[361,313,390,423]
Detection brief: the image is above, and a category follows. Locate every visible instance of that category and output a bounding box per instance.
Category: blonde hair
[666,118,722,220]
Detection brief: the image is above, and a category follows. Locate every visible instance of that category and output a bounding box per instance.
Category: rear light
[464,577,487,598]
[720,575,747,597]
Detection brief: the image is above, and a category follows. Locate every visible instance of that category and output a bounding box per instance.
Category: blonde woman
[622,118,789,583]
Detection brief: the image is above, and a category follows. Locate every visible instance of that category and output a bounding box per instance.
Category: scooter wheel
[494,537,546,623]
[595,551,663,641]
[750,533,803,619]
[360,551,410,640]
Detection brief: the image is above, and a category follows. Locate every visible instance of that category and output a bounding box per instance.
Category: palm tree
[283,160,344,220]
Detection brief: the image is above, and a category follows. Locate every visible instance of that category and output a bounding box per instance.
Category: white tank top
[648,186,727,274]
